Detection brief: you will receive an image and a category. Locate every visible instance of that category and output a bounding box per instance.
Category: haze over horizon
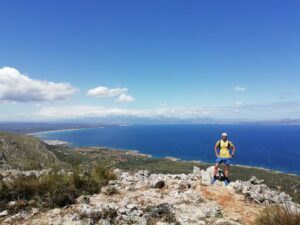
[0,1,299,122]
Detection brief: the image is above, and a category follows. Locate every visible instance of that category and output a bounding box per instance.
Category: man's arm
[214,141,220,157]
[230,142,236,157]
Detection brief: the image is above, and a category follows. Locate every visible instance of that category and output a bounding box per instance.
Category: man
[211,132,236,186]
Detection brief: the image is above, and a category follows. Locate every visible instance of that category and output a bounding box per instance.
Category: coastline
[231,164,299,177]
[27,126,105,136]
[41,136,299,177]
[29,125,300,177]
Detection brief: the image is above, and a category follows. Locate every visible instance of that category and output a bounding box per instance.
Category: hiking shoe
[211,177,217,185]
[224,179,229,186]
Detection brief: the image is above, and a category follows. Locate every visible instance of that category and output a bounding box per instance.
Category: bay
[35,124,300,175]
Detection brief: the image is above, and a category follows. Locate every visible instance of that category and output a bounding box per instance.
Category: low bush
[145,203,180,225]
[116,158,208,174]
[0,160,116,212]
[103,186,119,196]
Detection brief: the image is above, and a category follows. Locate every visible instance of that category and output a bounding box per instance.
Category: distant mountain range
[245,118,300,125]
[61,115,219,125]
[60,116,300,126]
[0,117,299,134]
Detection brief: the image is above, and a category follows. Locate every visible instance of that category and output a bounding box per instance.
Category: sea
[34,124,300,175]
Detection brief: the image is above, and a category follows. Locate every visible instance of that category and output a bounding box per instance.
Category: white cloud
[234,86,247,92]
[36,105,211,119]
[0,67,77,102]
[87,86,136,103]
[37,105,134,118]
[116,93,135,102]
[87,86,128,97]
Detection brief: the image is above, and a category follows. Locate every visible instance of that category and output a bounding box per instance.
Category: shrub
[145,203,179,225]
[103,186,119,196]
[0,160,116,212]
[79,208,118,224]
[254,205,300,225]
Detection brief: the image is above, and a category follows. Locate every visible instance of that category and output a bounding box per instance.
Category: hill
[0,132,61,170]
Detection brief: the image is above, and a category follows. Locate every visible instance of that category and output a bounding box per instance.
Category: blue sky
[0,0,299,121]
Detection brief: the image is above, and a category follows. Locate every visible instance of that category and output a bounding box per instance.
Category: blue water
[35,124,300,175]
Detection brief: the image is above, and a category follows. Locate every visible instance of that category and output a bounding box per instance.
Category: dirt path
[199,185,262,225]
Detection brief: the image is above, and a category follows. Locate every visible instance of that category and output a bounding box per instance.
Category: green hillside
[0,132,61,170]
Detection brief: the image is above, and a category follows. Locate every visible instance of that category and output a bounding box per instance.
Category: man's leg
[224,164,229,177]
[211,163,219,184]
[214,163,220,177]
[224,164,230,185]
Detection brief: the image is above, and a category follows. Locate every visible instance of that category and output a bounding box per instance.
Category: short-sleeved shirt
[216,139,234,158]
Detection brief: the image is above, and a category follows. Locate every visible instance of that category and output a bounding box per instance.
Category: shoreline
[43,137,299,177]
[231,164,299,177]
[29,126,300,177]
[27,126,105,136]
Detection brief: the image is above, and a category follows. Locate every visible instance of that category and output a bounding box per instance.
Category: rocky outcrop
[193,166,298,205]
[230,176,299,213]
[1,166,299,225]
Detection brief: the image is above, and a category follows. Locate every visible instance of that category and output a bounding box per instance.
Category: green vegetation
[46,145,90,167]
[102,185,120,196]
[47,145,300,204]
[254,205,300,225]
[144,203,180,225]
[80,207,118,224]
[0,132,61,170]
[116,158,210,174]
[0,161,116,212]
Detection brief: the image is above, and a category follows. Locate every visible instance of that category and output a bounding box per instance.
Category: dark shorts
[216,157,231,165]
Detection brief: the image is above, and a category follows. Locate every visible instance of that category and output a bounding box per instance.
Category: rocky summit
[1,166,299,225]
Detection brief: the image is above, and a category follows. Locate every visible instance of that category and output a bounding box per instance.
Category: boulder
[150,180,165,189]
[249,176,263,185]
[200,166,224,186]
[0,210,8,217]
[250,193,264,204]
[113,168,122,179]
[193,166,201,174]
[126,203,138,211]
[8,201,16,207]
[138,170,150,177]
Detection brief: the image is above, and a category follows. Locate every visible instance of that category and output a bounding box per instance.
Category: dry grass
[254,205,300,225]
